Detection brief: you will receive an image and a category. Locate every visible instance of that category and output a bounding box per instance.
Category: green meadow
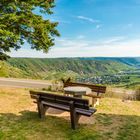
[0,87,140,140]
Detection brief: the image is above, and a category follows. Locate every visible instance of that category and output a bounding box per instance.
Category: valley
[0,57,140,89]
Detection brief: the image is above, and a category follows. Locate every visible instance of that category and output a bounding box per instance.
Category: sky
[9,0,140,58]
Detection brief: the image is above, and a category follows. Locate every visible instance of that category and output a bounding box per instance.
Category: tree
[0,0,60,60]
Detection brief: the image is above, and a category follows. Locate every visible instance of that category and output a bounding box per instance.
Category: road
[0,78,52,88]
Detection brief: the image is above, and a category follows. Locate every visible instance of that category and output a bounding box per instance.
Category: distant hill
[3,57,133,80]
[79,57,140,67]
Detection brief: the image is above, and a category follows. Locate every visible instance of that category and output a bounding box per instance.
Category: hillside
[80,57,140,67]
[5,58,133,80]
[0,61,29,78]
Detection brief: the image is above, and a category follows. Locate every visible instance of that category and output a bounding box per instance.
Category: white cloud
[8,37,140,58]
[102,36,125,44]
[8,49,48,58]
[77,16,100,23]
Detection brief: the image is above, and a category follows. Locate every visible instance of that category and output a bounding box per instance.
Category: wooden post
[96,92,100,106]
[69,101,80,129]
[37,98,42,118]
[37,97,48,118]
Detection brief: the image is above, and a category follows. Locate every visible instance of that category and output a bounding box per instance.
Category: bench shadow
[47,107,68,115]
[0,111,140,139]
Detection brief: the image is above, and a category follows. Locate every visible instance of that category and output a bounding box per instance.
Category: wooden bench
[62,79,106,107]
[30,90,97,129]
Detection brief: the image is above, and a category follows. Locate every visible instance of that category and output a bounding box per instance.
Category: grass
[0,88,140,140]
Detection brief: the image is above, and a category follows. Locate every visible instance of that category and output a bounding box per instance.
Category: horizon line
[10,56,140,59]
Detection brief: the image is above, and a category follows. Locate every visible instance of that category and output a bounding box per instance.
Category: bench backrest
[63,82,106,94]
[30,90,89,110]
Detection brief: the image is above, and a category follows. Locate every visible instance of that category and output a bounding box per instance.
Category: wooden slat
[41,101,70,111]
[40,95,89,110]
[41,102,96,116]
[30,91,88,103]
[40,96,70,106]
[76,108,97,116]
[30,90,89,110]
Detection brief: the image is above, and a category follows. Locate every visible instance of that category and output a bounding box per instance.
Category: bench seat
[41,101,96,116]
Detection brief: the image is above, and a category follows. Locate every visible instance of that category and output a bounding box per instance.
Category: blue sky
[9,0,140,57]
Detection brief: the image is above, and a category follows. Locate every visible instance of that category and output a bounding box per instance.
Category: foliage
[0,0,59,59]
[0,52,10,60]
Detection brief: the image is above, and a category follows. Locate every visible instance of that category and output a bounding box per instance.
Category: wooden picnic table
[62,79,106,107]
[64,86,90,98]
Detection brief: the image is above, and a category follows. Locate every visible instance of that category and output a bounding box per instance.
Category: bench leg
[96,98,100,106]
[37,101,48,118]
[41,106,49,118]
[37,101,42,118]
[70,101,80,129]
[70,110,80,129]
[92,98,100,107]
[92,98,96,107]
